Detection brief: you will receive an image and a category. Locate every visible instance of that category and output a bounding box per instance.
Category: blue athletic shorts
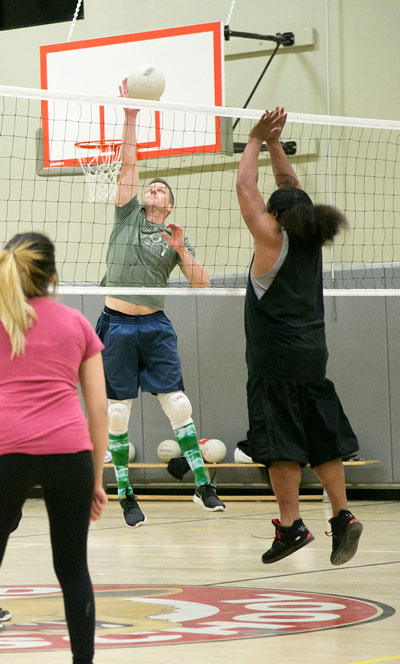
[95,310,184,400]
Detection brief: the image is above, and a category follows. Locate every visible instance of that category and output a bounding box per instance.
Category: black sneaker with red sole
[262,518,314,564]
[328,510,363,565]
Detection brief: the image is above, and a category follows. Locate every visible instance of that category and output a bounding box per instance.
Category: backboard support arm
[224,26,295,131]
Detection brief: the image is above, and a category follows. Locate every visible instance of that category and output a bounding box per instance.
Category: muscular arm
[236,136,281,246]
[115,78,139,207]
[237,107,302,273]
[236,109,290,251]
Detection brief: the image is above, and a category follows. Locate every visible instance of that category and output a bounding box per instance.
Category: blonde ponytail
[0,233,56,358]
[0,249,37,357]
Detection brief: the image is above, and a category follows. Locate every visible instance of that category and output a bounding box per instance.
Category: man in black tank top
[236,107,362,566]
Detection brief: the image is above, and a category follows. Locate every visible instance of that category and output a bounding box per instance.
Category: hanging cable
[225,0,238,27]
[67,0,84,42]
[223,25,294,131]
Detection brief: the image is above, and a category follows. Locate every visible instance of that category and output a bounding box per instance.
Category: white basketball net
[76,143,121,203]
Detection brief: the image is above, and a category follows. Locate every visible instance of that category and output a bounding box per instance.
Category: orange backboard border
[40,22,223,170]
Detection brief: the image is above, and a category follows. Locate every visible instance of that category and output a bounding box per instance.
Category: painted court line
[347,657,400,664]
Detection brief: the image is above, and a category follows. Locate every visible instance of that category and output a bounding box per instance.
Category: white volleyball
[128,442,136,462]
[200,438,227,463]
[127,64,166,100]
[157,439,181,462]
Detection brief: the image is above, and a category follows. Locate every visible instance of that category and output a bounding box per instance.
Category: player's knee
[157,391,192,430]
[108,400,131,434]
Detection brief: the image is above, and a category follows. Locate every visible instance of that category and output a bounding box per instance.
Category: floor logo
[0,585,394,652]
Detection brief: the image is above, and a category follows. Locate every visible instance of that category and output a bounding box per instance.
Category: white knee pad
[157,391,192,430]
[108,399,132,435]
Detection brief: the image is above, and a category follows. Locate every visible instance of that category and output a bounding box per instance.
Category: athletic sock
[108,432,133,500]
[174,421,209,486]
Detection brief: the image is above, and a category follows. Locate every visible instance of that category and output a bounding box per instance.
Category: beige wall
[1,0,399,282]
[2,1,400,474]
[1,0,399,118]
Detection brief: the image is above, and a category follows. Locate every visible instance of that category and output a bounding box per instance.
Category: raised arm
[266,113,300,190]
[115,78,139,207]
[236,107,289,246]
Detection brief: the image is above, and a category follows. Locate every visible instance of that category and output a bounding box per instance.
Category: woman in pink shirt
[0,232,108,664]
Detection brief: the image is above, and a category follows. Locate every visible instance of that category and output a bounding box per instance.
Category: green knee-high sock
[109,432,133,500]
[174,421,209,486]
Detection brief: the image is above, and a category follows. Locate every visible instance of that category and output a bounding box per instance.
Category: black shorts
[247,376,358,467]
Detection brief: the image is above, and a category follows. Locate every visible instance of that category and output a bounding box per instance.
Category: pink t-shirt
[0,297,104,455]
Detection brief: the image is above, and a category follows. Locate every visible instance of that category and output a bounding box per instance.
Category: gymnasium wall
[1,0,399,118]
[2,0,400,487]
[57,292,400,489]
[1,0,399,279]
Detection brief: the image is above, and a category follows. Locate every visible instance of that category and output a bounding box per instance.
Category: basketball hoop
[75,140,121,203]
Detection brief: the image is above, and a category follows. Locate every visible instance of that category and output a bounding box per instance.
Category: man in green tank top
[96,78,225,527]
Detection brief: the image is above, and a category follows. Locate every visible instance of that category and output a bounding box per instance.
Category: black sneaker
[0,608,11,621]
[328,510,363,565]
[193,484,226,512]
[120,493,147,527]
[262,518,315,564]
[10,510,22,534]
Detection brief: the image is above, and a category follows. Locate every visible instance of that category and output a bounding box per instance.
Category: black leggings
[0,451,95,664]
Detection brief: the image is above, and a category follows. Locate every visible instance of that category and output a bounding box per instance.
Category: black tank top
[245,235,328,382]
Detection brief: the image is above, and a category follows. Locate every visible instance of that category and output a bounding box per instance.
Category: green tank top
[100,196,195,310]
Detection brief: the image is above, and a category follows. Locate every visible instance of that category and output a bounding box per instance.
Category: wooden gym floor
[1,496,399,663]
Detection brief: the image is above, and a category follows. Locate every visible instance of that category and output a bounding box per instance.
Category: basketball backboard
[39,22,224,172]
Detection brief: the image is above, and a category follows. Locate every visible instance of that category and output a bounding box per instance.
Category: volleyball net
[1,84,400,296]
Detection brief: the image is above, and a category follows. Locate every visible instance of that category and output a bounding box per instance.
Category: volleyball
[126,65,166,100]
[199,438,227,463]
[128,442,136,462]
[198,438,208,456]
[157,439,181,463]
